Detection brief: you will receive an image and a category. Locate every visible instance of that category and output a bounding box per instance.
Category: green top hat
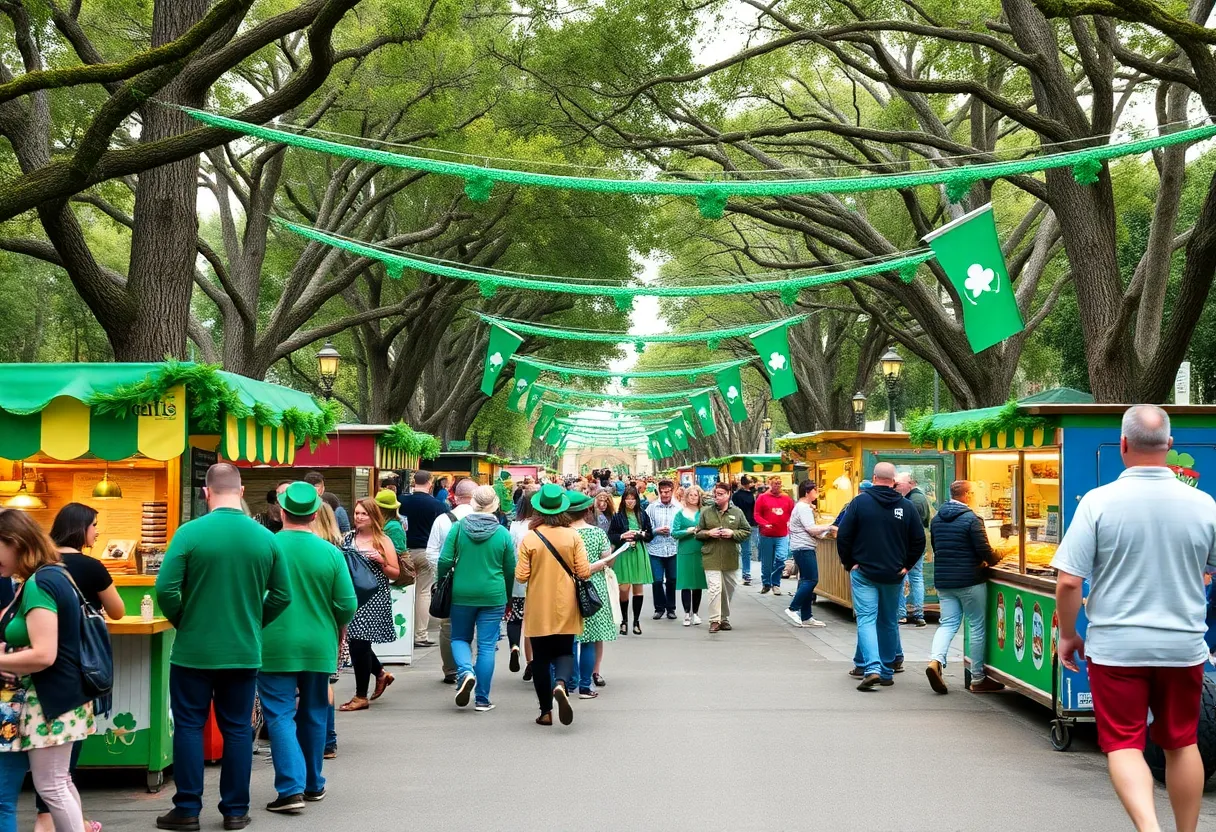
[531,482,571,515]
[279,481,322,517]
[499,469,512,481]
[566,490,594,512]
[374,488,401,511]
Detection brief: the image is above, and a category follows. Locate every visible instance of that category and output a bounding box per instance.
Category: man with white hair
[835,461,926,691]
[1054,405,1216,832]
[894,471,932,627]
[427,478,478,683]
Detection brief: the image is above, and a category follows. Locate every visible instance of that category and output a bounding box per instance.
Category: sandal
[338,696,369,712]
[370,672,394,701]
[633,623,642,635]
[86,823,102,832]
[593,673,606,687]
[535,712,553,726]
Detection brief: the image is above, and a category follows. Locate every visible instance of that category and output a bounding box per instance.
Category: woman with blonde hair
[311,501,343,547]
[0,510,95,832]
[339,499,400,711]
[673,486,708,626]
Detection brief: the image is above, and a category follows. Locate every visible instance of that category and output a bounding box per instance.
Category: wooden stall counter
[106,615,172,636]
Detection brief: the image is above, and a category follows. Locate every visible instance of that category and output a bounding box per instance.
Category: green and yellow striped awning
[221,415,297,465]
[0,386,188,461]
[936,426,1050,452]
[375,443,420,470]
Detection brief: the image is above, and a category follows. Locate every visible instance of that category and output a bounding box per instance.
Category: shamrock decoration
[675,429,685,438]
[963,263,998,304]
[768,352,787,372]
[463,174,495,203]
[515,378,529,391]
[479,281,497,299]
[488,351,504,372]
[726,385,740,401]
[697,406,709,419]
[394,613,408,637]
[1166,449,1200,487]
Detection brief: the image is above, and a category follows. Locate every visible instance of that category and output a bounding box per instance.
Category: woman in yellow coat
[516,483,592,726]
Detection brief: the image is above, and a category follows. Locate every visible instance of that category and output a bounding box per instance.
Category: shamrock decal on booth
[1167,449,1200,487]
[963,263,1000,305]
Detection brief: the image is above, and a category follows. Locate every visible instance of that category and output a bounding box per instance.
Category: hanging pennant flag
[544,424,564,446]
[659,428,675,458]
[714,366,748,423]
[681,406,699,439]
[648,435,664,462]
[507,363,542,412]
[668,417,690,452]
[690,391,718,437]
[924,203,1024,353]
[524,385,543,418]
[532,404,558,439]
[749,319,798,399]
[480,322,524,396]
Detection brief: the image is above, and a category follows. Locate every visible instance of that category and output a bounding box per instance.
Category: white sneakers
[784,609,804,627]
[692,614,702,626]
[805,617,827,628]
[785,609,828,628]
[683,614,691,626]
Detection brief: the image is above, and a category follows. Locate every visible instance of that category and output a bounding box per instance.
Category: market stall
[675,465,694,487]
[418,450,509,484]
[712,454,797,491]
[694,464,720,491]
[505,462,543,482]
[909,389,1216,751]
[776,430,954,612]
[0,362,333,789]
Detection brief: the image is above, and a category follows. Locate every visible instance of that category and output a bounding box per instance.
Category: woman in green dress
[607,486,654,635]
[673,485,708,626]
[567,491,617,697]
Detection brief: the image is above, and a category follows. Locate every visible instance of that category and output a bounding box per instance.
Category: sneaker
[709,621,721,633]
[848,667,864,678]
[653,611,664,620]
[414,639,437,648]
[692,614,702,625]
[266,794,305,813]
[578,689,599,700]
[509,646,521,673]
[805,617,827,628]
[323,746,337,760]
[304,789,326,802]
[784,609,805,627]
[455,674,476,707]
[742,577,752,586]
[156,811,200,831]
[898,617,908,624]
[223,817,251,831]
[878,677,895,687]
[892,659,905,673]
[772,587,783,596]
[666,611,677,620]
[857,673,882,691]
[926,660,948,694]
[760,586,771,594]
[553,683,574,725]
[914,618,927,628]
[683,614,691,626]
[719,620,733,631]
[442,673,457,684]
[970,678,1006,693]
[475,702,496,712]
[593,673,606,687]
[522,662,533,682]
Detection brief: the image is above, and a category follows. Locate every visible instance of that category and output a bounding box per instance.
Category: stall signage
[134,385,188,461]
[982,582,1057,695]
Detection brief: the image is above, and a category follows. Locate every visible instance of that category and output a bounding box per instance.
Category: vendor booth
[675,465,694,487]
[0,362,333,790]
[505,462,542,482]
[694,464,720,491]
[713,454,797,491]
[419,450,508,485]
[776,430,954,612]
[911,389,1216,752]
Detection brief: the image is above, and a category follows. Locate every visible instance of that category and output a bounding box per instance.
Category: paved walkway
[61,583,1216,831]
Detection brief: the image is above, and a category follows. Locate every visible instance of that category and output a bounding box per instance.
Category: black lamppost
[316,340,341,399]
[762,416,773,453]
[852,391,867,430]
[880,348,904,432]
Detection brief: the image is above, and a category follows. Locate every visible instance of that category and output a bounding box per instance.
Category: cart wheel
[1049,719,1072,752]
[146,770,164,793]
[1146,673,1216,784]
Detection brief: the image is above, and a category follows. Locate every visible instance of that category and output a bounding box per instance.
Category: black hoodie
[835,485,926,584]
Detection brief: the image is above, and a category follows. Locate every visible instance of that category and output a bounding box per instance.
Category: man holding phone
[696,482,751,633]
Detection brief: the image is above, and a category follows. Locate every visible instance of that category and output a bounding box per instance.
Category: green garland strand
[705,456,735,467]
[278,218,931,302]
[535,383,714,404]
[186,108,1216,218]
[483,313,808,348]
[555,417,675,429]
[515,355,750,384]
[545,403,686,417]
[378,422,442,460]
[483,453,512,465]
[85,360,336,448]
[905,401,1048,446]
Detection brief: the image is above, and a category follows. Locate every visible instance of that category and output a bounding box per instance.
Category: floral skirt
[20,684,94,750]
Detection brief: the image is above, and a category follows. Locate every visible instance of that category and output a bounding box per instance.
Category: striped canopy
[375,443,420,471]
[221,415,298,465]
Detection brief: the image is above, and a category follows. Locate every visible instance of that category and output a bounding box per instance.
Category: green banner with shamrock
[507,362,542,412]
[668,417,690,451]
[532,404,557,439]
[714,365,748,423]
[690,391,718,437]
[480,322,524,396]
[749,319,798,399]
[682,406,699,439]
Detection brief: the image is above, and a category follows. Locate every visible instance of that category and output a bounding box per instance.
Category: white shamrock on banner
[726,385,739,401]
[768,352,787,372]
[697,406,708,419]
[488,351,504,372]
[514,378,528,391]
[675,429,685,438]
[963,263,999,306]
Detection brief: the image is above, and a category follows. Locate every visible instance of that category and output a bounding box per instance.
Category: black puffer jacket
[929,501,999,589]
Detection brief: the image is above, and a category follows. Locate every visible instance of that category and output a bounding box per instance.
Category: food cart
[712,454,797,490]
[419,450,508,485]
[911,389,1216,756]
[776,430,954,612]
[0,362,333,790]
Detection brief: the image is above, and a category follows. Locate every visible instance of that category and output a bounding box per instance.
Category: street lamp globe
[762,417,773,432]
[851,391,867,415]
[879,347,904,382]
[316,340,341,399]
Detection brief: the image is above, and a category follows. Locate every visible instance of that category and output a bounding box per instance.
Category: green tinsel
[534,382,715,404]
[905,400,1049,447]
[477,313,808,345]
[379,421,442,460]
[187,109,1216,219]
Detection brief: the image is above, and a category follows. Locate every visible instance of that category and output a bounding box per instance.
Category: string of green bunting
[480,313,808,350]
[514,355,750,383]
[535,383,715,404]
[545,403,686,417]
[276,217,931,307]
[183,108,1216,218]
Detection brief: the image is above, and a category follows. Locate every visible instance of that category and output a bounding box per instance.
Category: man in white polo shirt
[1054,405,1216,832]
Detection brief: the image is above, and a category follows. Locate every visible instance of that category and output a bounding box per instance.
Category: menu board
[73,470,157,562]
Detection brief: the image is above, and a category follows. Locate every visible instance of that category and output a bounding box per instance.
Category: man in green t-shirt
[155,463,292,832]
[258,482,357,812]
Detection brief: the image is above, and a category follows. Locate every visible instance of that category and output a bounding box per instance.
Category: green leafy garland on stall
[85,360,338,448]
[904,401,1048,447]
[705,456,735,467]
[484,453,512,466]
[378,422,442,460]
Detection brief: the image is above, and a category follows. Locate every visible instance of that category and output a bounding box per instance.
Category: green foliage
[904,401,1047,446]
[380,422,442,459]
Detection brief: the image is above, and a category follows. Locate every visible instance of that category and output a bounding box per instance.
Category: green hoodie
[437,513,516,607]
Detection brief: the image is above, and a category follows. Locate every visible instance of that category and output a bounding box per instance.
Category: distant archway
[570,447,637,476]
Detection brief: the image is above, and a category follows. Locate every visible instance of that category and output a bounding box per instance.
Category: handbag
[534,531,603,618]
[43,565,112,697]
[429,526,460,620]
[341,534,380,606]
[390,547,417,589]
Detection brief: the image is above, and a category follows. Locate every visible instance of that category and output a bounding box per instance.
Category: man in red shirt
[754,476,795,594]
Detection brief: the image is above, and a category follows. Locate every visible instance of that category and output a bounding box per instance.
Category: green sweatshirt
[156,507,292,669]
[384,519,407,554]
[262,530,358,674]
[437,513,516,607]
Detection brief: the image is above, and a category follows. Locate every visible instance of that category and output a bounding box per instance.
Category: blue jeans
[902,557,925,619]
[326,700,336,751]
[450,603,506,705]
[740,527,758,578]
[256,671,329,797]
[758,535,789,589]
[562,640,597,692]
[930,584,988,680]
[169,665,258,817]
[650,555,677,613]
[850,571,903,680]
[788,549,818,621]
[0,749,27,832]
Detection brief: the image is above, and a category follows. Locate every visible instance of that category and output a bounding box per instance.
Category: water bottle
[140,594,154,623]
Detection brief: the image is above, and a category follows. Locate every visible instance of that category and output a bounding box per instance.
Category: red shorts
[1086,662,1205,753]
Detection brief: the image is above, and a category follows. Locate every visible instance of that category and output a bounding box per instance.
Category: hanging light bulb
[4,462,45,511]
[92,464,123,500]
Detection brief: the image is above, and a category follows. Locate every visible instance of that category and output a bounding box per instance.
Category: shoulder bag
[389,540,417,588]
[534,530,603,618]
[341,532,380,605]
[429,524,460,620]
